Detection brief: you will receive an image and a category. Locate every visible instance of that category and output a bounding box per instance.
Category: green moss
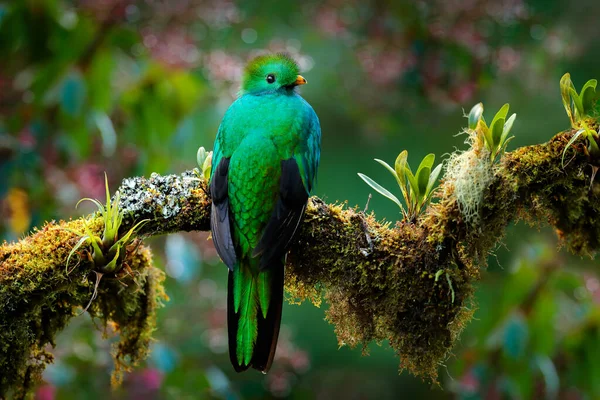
[106,250,167,387]
[0,140,597,395]
[286,129,598,383]
[287,199,476,381]
[0,218,166,398]
[506,131,600,256]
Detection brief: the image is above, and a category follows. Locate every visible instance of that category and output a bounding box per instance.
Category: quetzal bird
[209,53,321,373]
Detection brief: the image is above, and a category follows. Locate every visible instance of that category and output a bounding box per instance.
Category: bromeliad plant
[468,102,517,163]
[559,73,600,166]
[358,150,442,222]
[66,174,148,275]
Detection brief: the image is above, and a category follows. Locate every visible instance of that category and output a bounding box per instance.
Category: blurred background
[1,0,600,399]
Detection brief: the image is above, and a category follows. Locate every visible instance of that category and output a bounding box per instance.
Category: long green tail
[227,259,283,372]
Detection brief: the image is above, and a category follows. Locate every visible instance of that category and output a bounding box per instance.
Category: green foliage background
[1,0,600,398]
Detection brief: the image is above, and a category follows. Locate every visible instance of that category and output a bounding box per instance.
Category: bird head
[240,53,306,95]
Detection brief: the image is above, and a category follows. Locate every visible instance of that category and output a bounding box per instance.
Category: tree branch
[1,130,598,397]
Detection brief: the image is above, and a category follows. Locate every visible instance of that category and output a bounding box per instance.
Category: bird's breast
[228,94,307,141]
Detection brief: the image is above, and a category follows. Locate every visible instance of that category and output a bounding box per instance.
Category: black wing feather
[210,157,237,270]
[252,158,309,270]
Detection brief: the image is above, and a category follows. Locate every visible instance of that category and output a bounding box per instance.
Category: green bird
[210,53,321,373]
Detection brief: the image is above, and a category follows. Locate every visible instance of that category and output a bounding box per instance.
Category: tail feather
[227,260,284,373]
[227,269,249,372]
[251,262,283,372]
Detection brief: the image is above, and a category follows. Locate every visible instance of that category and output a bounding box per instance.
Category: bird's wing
[252,110,321,270]
[296,111,321,193]
[210,156,237,270]
[252,158,308,270]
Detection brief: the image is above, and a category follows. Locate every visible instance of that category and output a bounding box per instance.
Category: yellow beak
[295,75,307,85]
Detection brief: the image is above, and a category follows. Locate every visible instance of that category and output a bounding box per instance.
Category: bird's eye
[266,74,276,84]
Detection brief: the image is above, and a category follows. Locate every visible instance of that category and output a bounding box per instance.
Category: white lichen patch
[445,133,494,227]
[117,170,201,221]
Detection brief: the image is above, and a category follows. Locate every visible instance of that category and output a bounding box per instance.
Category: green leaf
[358,173,404,211]
[482,124,494,153]
[76,197,104,212]
[101,245,121,274]
[560,73,575,124]
[375,158,402,188]
[394,151,409,202]
[66,235,91,273]
[490,103,510,133]
[88,235,104,265]
[468,103,484,130]
[501,113,517,144]
[561,129,586,167]
[498,136,515,156]
[569,87,584,118]
[416,153,435,174]
[404,167,419,203]
[104,172,111,208]
[394,150,408,184]
[114,219,149,248]
[425,163,443,199]
[491,117,505,150]
[580,79,597,113]
[416,165,431,199]
[421,163,443,211]
[202,152,213,181]
[197,147,208,169]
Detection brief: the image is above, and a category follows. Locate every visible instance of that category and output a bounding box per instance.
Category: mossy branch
[1,130,598,397]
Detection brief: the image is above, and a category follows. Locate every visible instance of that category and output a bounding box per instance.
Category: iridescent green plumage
[210,53,321,372]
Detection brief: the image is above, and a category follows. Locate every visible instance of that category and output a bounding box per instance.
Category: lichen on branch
[0,127,598,397]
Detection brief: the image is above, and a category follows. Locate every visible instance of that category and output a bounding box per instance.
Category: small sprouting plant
[196,146,213,181]
[64,174,148,312]
[559,73,600,167]
[468,102,516,163]
[560,73,597,128]
[358,150,443,222]
[66,174,148,275]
